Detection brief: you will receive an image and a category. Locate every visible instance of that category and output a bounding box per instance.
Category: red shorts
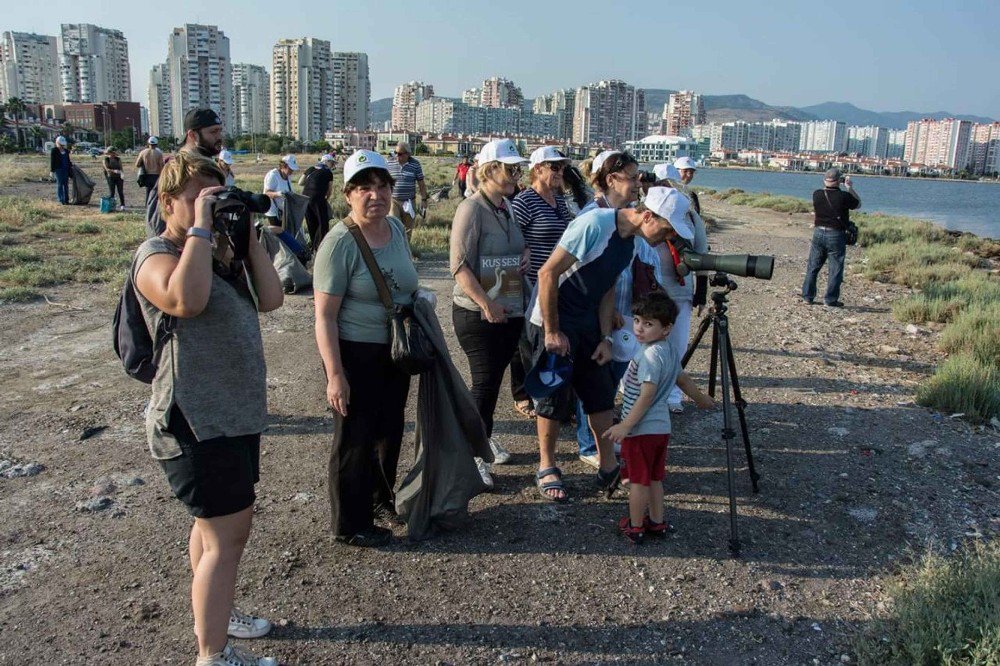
[620,434,669,486]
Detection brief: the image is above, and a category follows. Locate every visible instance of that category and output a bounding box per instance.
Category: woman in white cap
[314,150,419,546]
[584,150,641,213]
[510,147,575,418]
[216,150,236,187]
[449,138,530,487]
[49,136,72,204]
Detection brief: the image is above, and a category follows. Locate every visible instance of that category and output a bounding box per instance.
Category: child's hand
[603,423,631,444]
[695,394,715,409]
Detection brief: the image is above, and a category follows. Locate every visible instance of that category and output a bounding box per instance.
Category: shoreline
[675,163,1000,186]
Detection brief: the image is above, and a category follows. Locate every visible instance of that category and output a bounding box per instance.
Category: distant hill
[798,101,995,129]
[371,93,995,133]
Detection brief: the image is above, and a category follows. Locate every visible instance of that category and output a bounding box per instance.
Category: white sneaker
[578,453,600,469]
[228,607,272,639]
[475,457,494,490]
[489,437,512,465]
[118,205,126,211]
[197,642,277,666]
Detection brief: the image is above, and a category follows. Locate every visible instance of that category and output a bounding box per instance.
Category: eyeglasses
[546,162,566,172]
[504,164,523,179]
[395,151,409,156]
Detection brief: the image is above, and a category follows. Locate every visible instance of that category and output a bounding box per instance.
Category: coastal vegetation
[708,188,1000,423]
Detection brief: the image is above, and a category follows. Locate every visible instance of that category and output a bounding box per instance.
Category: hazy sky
[9,0,998,118]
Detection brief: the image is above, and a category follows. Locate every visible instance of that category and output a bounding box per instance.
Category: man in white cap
[262,155,308,261]
[49,136,72,204]
[135,136,165,203]
[527,185,692,502]
[216,149,236,186]
[802,168,861,307]
[673,156,700,214]
[386,141,428,243]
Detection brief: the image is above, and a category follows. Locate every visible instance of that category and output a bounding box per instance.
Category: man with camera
[802,168,861,307]
[146,108,226,237]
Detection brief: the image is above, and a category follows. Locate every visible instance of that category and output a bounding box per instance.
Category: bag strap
[343,218,394,312]
[822,190,842,225]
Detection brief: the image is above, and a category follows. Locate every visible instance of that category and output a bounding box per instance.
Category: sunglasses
[395,151,409,156]
[546,162,566,172]
[503,164,523,179]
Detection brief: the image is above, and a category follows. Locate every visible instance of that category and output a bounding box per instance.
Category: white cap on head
[674,156,698,171]
[653,163,681,182]
[148,136,158,145]
[55,136,67,146]
[591,150,620,174]
[644,187,694,240]
[343,149,389,184]
[478,138,527,165]
[219,150,234,165]
[528,146,568,170]
[320,153,335,164]
[281,154,299,171]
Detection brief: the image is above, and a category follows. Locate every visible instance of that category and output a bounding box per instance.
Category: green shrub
[938,304,1000,366]
[855,541,1000,665]
[892,273,1000,323]
[73,222,101,234]
[916,353,1000,422]
[863,240,978,287]
[856,213,950,247]
[0,286,41,302]
[410,225,450,259]
[0,195,49,230]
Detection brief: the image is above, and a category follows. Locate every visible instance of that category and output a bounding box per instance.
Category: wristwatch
[603,334,614,345]
[186,227,213,242]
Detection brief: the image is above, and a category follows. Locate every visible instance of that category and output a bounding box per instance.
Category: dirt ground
[0,173,997,665]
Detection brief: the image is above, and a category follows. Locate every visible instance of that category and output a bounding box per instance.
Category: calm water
[682,169,1000,239]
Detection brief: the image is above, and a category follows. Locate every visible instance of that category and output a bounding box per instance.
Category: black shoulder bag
[824,190,859,246]
[343,219,435,375]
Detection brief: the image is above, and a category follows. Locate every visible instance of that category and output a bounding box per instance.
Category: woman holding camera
[133,153,284,666]
[314,150,419,547]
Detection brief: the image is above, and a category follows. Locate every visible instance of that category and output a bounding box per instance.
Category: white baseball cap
[643,187,693,240]
[653,163,681,182]
[219,150,234,165]
[147,136,158,145]
[343,149,390,183]
[55,136,67,146]
[528,146,568,170]
[320,154,335,164]
[477,139,527,165]
[591,150,620,174]
[674,156,698,171]
[281,154,299,171]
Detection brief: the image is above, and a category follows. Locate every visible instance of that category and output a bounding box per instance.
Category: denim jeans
[802,227,847,304]
[55,169,69,204]
[576,360,629,456]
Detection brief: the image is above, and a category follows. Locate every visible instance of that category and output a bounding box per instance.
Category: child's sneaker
[643,517,676,539]
[196,642,277,665]
[618,517,645,545]
[228,607,272,639]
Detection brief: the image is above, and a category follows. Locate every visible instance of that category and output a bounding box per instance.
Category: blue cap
[524,352,573,400]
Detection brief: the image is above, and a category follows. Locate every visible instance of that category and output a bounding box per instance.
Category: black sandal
[596,464,622,499]
[535,466,567,503]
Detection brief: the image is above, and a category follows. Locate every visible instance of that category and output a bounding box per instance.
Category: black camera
[211,187,271,260]
[637,170,658,185]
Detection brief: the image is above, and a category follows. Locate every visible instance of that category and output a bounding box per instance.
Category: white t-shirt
[263,168,292,218]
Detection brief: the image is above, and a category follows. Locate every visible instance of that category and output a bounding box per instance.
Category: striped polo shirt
[512,187,574,285]
[387,157,424,202]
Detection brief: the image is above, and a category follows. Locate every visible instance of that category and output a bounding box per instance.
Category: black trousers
[509,331,529,403]
[328,339,410,536]
[106,175,124,206]
[452,305,523,437]
[304,197,331,252]
[143,174,159,207]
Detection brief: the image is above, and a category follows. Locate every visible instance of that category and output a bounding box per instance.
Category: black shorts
[158,406,261,519]
[527,322,616,421]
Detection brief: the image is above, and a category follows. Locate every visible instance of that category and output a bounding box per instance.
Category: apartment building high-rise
[331,51,370,129]
[166,24,233,139]
[232,63,269,135]
[415,96,554,137]
[886,129,906,160]
[572,79,645,146]
[0,31,60,104]
[532,88,576,140]
[479,76,523,109]
[271,38,334,141]
[798,120,847,152]
[58,24,131,103]
[147,63,171,137]
[662,90,705,136]
[391,80,433,131]
[846,125,889,158]
[968,122,1000,176]
[462,87,480,106]
[904,118,972,170]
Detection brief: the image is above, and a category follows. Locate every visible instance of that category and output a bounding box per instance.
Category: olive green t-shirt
[313,217,418,344]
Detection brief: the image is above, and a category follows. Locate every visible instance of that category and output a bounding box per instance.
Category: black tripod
[681,272,761,557]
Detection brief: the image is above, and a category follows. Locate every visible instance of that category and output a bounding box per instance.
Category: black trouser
[143,174,159,206]
[509,336,529,403]
[457,180,466,198]
[106,175,124,206]
[452,305,523,437]
[328,338,410,536]
[304,197,331,252]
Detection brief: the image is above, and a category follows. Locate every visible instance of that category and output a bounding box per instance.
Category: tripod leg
[715,316,741,557]
[724,327,761,493]
[682,313,713,369]
[708,320,720,398]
